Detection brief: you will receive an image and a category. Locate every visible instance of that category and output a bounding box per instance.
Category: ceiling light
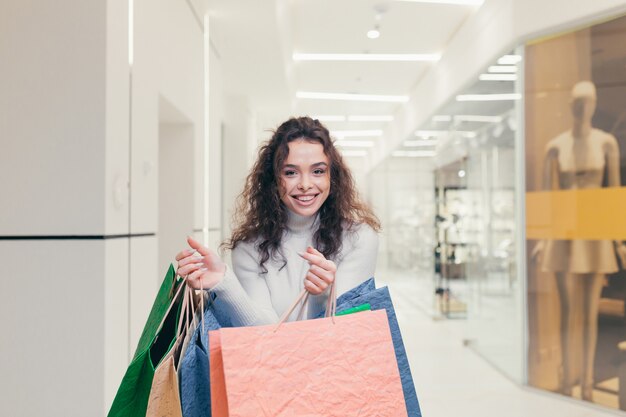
[404,140,438,147]
[458,170,466,178]
[340,150,368,157]
[332,130,383,137]
[311,115,347,122]
[456,93,522,102]
[497,55,522,65]
[293,53,440,62]
[392,150,436,157]
[367,29,380,39]
[297,91,409,103]
[414,130,476,138]
[454,115,503,123]
[415,130,449,137]
[487,65,517,73]
[335,140,375,147]
[479,73,517,81]
[394,0,484,5]
[432,115,452,122]
[347,115,394,122]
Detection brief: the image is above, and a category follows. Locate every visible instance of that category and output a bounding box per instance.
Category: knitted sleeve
[209,242,280,327]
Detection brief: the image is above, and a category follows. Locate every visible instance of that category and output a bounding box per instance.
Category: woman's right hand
[176,236,226,290]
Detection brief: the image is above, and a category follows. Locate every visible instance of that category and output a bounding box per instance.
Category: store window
[381,48,524,381]
[525,14,626,411]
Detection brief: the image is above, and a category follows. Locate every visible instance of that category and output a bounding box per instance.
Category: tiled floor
[377,268,621,417]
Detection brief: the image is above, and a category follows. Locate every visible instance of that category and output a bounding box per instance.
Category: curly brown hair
[222,116,380,272]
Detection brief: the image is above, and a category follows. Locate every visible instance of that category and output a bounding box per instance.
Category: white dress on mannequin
[541,128,620,274]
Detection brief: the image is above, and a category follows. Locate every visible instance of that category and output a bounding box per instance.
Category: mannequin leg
[579,273,604,401]
[555,272,580,396]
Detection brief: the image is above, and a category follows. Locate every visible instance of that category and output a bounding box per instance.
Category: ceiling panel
[294,61,430,94]
[291,0,472,54]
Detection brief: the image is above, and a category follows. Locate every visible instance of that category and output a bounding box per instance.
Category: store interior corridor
[5,0,626,416]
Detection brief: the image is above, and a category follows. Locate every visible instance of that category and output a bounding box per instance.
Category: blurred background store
[3,0,626,416]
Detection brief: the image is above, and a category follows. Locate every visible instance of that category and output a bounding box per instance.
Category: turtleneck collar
[286,209,318,235]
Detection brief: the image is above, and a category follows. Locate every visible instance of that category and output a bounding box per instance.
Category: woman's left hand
[299,246,336,295]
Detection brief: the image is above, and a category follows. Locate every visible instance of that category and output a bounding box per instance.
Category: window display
[525,13,626,410]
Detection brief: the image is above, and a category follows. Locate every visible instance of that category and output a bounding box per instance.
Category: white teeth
[296,195,314,202]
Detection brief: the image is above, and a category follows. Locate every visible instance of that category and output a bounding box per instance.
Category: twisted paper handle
[273,281,337,332]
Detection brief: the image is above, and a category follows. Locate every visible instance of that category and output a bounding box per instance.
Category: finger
[175,248,196,261]
[187,236,210,256]
[307,246,324,257]
[306,271,327,289]
[178,254,204,268]
[309,265,334,284]
[177,262,204,277]
[187,268,207,281]
[304,279,323,295]
[298,251,325,266]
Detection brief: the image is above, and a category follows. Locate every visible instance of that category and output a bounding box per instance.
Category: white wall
[220,94,257,243]
[208,38,224,249]
[0,0,207,415]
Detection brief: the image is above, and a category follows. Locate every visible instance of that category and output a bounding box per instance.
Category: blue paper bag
[179,305,222,417]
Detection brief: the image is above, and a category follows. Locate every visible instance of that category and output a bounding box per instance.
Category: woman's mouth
[291,194,319,207]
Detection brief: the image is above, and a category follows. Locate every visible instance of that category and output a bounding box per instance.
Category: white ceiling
[207,0,482,151]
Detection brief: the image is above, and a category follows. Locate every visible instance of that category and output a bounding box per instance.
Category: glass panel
[525,13,626,411]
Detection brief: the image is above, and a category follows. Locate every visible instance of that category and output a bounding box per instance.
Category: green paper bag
[108,265,182,417]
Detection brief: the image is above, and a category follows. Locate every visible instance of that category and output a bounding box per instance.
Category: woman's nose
[298,176,312,190]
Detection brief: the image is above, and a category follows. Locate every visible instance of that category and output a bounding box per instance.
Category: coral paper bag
[209,309,408,417]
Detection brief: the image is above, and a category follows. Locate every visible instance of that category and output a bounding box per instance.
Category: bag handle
[155,279,186,336]
[273,281,337,332]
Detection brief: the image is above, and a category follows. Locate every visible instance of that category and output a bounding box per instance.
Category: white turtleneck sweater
[210,211,379,327]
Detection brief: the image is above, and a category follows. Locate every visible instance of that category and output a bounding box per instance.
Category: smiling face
[279,139,330,217]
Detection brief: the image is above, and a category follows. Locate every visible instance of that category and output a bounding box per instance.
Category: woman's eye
[284,170,296,177]
[313,169,326,175]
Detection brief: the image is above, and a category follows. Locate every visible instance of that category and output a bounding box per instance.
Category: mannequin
[533,81,623,401]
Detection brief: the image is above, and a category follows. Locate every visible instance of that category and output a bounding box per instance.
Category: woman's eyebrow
[312,162,328,167]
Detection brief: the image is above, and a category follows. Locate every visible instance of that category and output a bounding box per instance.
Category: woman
[175,116,380,326]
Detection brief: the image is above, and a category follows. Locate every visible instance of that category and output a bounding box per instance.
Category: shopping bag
[145,350,183,417]
[209,306,408,417]
[179,299,223,417]
[319,286,422,417]
[108,265,183,417]
[146,284,199,417]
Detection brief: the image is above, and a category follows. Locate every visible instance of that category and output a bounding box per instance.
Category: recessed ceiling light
[415,130,476,138]
[497,55,522,65]
[479,73,517,81]
[297,91,409,103]
[392,150,436,157]
[458,169,466,178]
[340,150,368,157]
[335,140,375,147]
[311,115,347,122]
[348,115,394,122]
[415,130,449,137]
[487,65,518,73]
[454,115,503,123]
[456,93,521,102]
[332,130,383,137]
[367,29,380,39]
[404,140,438,147]
[293,53,440,62]
[394,0,483,5]
[432,115,452,122]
